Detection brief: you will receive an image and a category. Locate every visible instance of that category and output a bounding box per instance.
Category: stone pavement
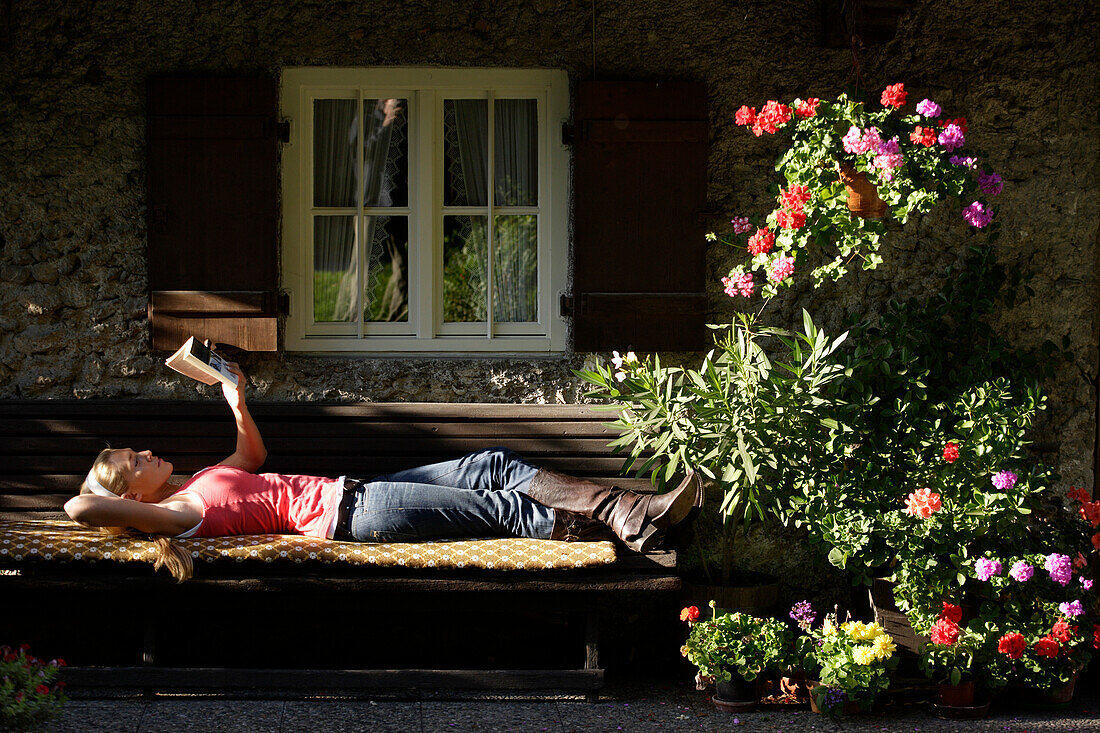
[47,680,1100,733]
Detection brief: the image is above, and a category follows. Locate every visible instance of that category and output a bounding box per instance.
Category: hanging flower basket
[716,83,1003,299]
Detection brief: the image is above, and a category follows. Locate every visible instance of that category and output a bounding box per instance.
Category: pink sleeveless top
[175,465,344,538]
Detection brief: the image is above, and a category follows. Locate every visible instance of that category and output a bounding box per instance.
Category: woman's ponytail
[150,536,194,583]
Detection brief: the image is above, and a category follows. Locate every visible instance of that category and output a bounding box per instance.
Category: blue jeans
[345,447,555,542]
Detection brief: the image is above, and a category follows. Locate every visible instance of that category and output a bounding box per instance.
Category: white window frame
[281,67,569,354]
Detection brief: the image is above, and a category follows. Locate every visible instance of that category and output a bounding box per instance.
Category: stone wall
[1,0,1097,500]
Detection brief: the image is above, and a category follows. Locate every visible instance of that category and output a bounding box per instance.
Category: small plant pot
[808,681,861,715]
[838,165,887,219]
[1027,675,1077,705]
[715,673,757,703]
[780,672,812,701]
[938,681,975,707]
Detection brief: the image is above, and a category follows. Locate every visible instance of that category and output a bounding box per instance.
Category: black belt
[333,477,361,542]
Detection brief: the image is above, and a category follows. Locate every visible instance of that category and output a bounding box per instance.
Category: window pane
[313,215,357,322]
[442,215,487,322]
[443,100,488,207]
[363,216,409,323]
[494,99,538,206]
[313,100,357,208]
[493,215,537,322]
[362,98,408,208]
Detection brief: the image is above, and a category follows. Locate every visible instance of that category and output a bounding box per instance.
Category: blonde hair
[80,448,194,582]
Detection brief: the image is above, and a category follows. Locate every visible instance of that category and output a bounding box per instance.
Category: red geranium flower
[734,105,757,126]
[1092,533,1100,550]
[1052,618,1075,643]
[680,606,700,622]
[880,83,907,108]
[1067,486,1091,503]
[943,442,959,463]
[909,126,937,147]
[931,617,961,646]
[1093,624,1100,650]
[998,632,1026,659]
[776,208,807,230]
[937,117,969,134]
[747,227,775,255]
[795,98,820,119]
[940,602,963,624]
[35,684,49,696]
[1034,636,1060,658]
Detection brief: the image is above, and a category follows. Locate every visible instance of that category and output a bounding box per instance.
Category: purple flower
[916,98,942,118]
[1059,600,1084,617]
[991,470,1018,491]
[962,201,993,228]
[938,124,966,152]
[977,171,1003,196]
[1082,578,1093,591]
[949,155,978,169]
[1009,561,1034,582]
[1045,553,1073,586]
[730,216,753,235]
[790,600,816,627]
[975,557,1003,581]
[873,152,904,180]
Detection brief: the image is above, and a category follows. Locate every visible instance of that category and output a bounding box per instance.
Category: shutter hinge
[561,121,588,145]
[559,294,574,317]
[277,292,290,316]
[275,120,291,143]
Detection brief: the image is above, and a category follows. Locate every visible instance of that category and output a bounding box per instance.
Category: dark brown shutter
[146,77,279,351]
[570,81,708,352]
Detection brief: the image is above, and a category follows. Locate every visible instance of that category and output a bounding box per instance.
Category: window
[280,68,569,353]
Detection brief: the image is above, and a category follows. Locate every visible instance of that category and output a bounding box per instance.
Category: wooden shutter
[569,81,708,352]
[146,76,280,351]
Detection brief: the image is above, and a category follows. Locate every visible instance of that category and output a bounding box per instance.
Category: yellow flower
[822,619,837,636]
[867,622,888,640]
[853,645,877,665]
[872,635,896,661]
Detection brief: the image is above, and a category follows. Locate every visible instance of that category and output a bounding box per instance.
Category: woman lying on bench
[64,363,701,581]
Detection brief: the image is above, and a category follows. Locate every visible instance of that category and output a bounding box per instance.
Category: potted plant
[680,602,793,711]
[801,614,898,715]
[576,310,854,603]
[0,645,67,731]
[918,601,991,717]
[716,83,1001,297]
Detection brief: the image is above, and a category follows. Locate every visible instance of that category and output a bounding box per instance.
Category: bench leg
[142,617,157,699]
[584,606,599,703]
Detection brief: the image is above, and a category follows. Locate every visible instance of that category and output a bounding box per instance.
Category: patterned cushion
[0,519,616,571]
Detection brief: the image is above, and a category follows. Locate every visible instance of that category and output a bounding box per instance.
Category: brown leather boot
[524,469,702,552]
[550,509,616,542]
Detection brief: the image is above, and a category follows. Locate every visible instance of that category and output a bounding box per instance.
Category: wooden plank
[60,666,603,690]
[151,290,272,315]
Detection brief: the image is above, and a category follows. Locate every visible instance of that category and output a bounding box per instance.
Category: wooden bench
[0,400,679,698]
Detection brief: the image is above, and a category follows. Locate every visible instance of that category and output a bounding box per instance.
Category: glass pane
[313,215,357,322]
[362,98,409,207]
[494,99,538,206]
[493,215,538,322]
[443,99,487,206]
[363,216,409,323]
[313,100,357,208]
[442,215,487,323]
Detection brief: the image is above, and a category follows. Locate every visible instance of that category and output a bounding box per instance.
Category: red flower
[936,117,969,134]
[942,442,959,463]
[680,606,700,622]
[1067,486,1091,503]
[35,684,49,695]
[734,105,757,126]
[780,185,812,209]
[1079,501,1100,527]
[747,227,775,255]
[940,602,963,624]
[998,632,1026,659]
[795,98,820,119]
[909,126,937,147]
[1034,636,1060,658]
[19,644,30,652]
[751,100,792,135]
[776,207,807,230]
[880,83,907,108]
[931,617,961,646]
[1092,533,1100,550]
[1051,618,1075,643]
[1093,624,1100,650]
[905,488,942,519]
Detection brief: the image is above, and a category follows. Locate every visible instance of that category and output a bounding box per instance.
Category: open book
[164,336,239,388]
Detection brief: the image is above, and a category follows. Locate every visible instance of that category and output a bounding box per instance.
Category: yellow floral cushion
[0,519,616,571]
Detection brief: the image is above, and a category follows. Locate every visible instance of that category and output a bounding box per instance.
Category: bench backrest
[0,400,647,521]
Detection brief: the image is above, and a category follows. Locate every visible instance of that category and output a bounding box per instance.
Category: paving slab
[134,700,284,733]
[48,700,146,733]
[421,700,561,732]
[282,700,422,733]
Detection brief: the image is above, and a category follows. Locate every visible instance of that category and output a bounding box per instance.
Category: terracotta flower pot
[808,681,861,715]
[1028,675,1077,705]
[838,165,887,219]
[938,681,975,707]
[780,672,812,701]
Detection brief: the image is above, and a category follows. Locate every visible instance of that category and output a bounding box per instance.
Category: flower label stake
[717,83,1002,298]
